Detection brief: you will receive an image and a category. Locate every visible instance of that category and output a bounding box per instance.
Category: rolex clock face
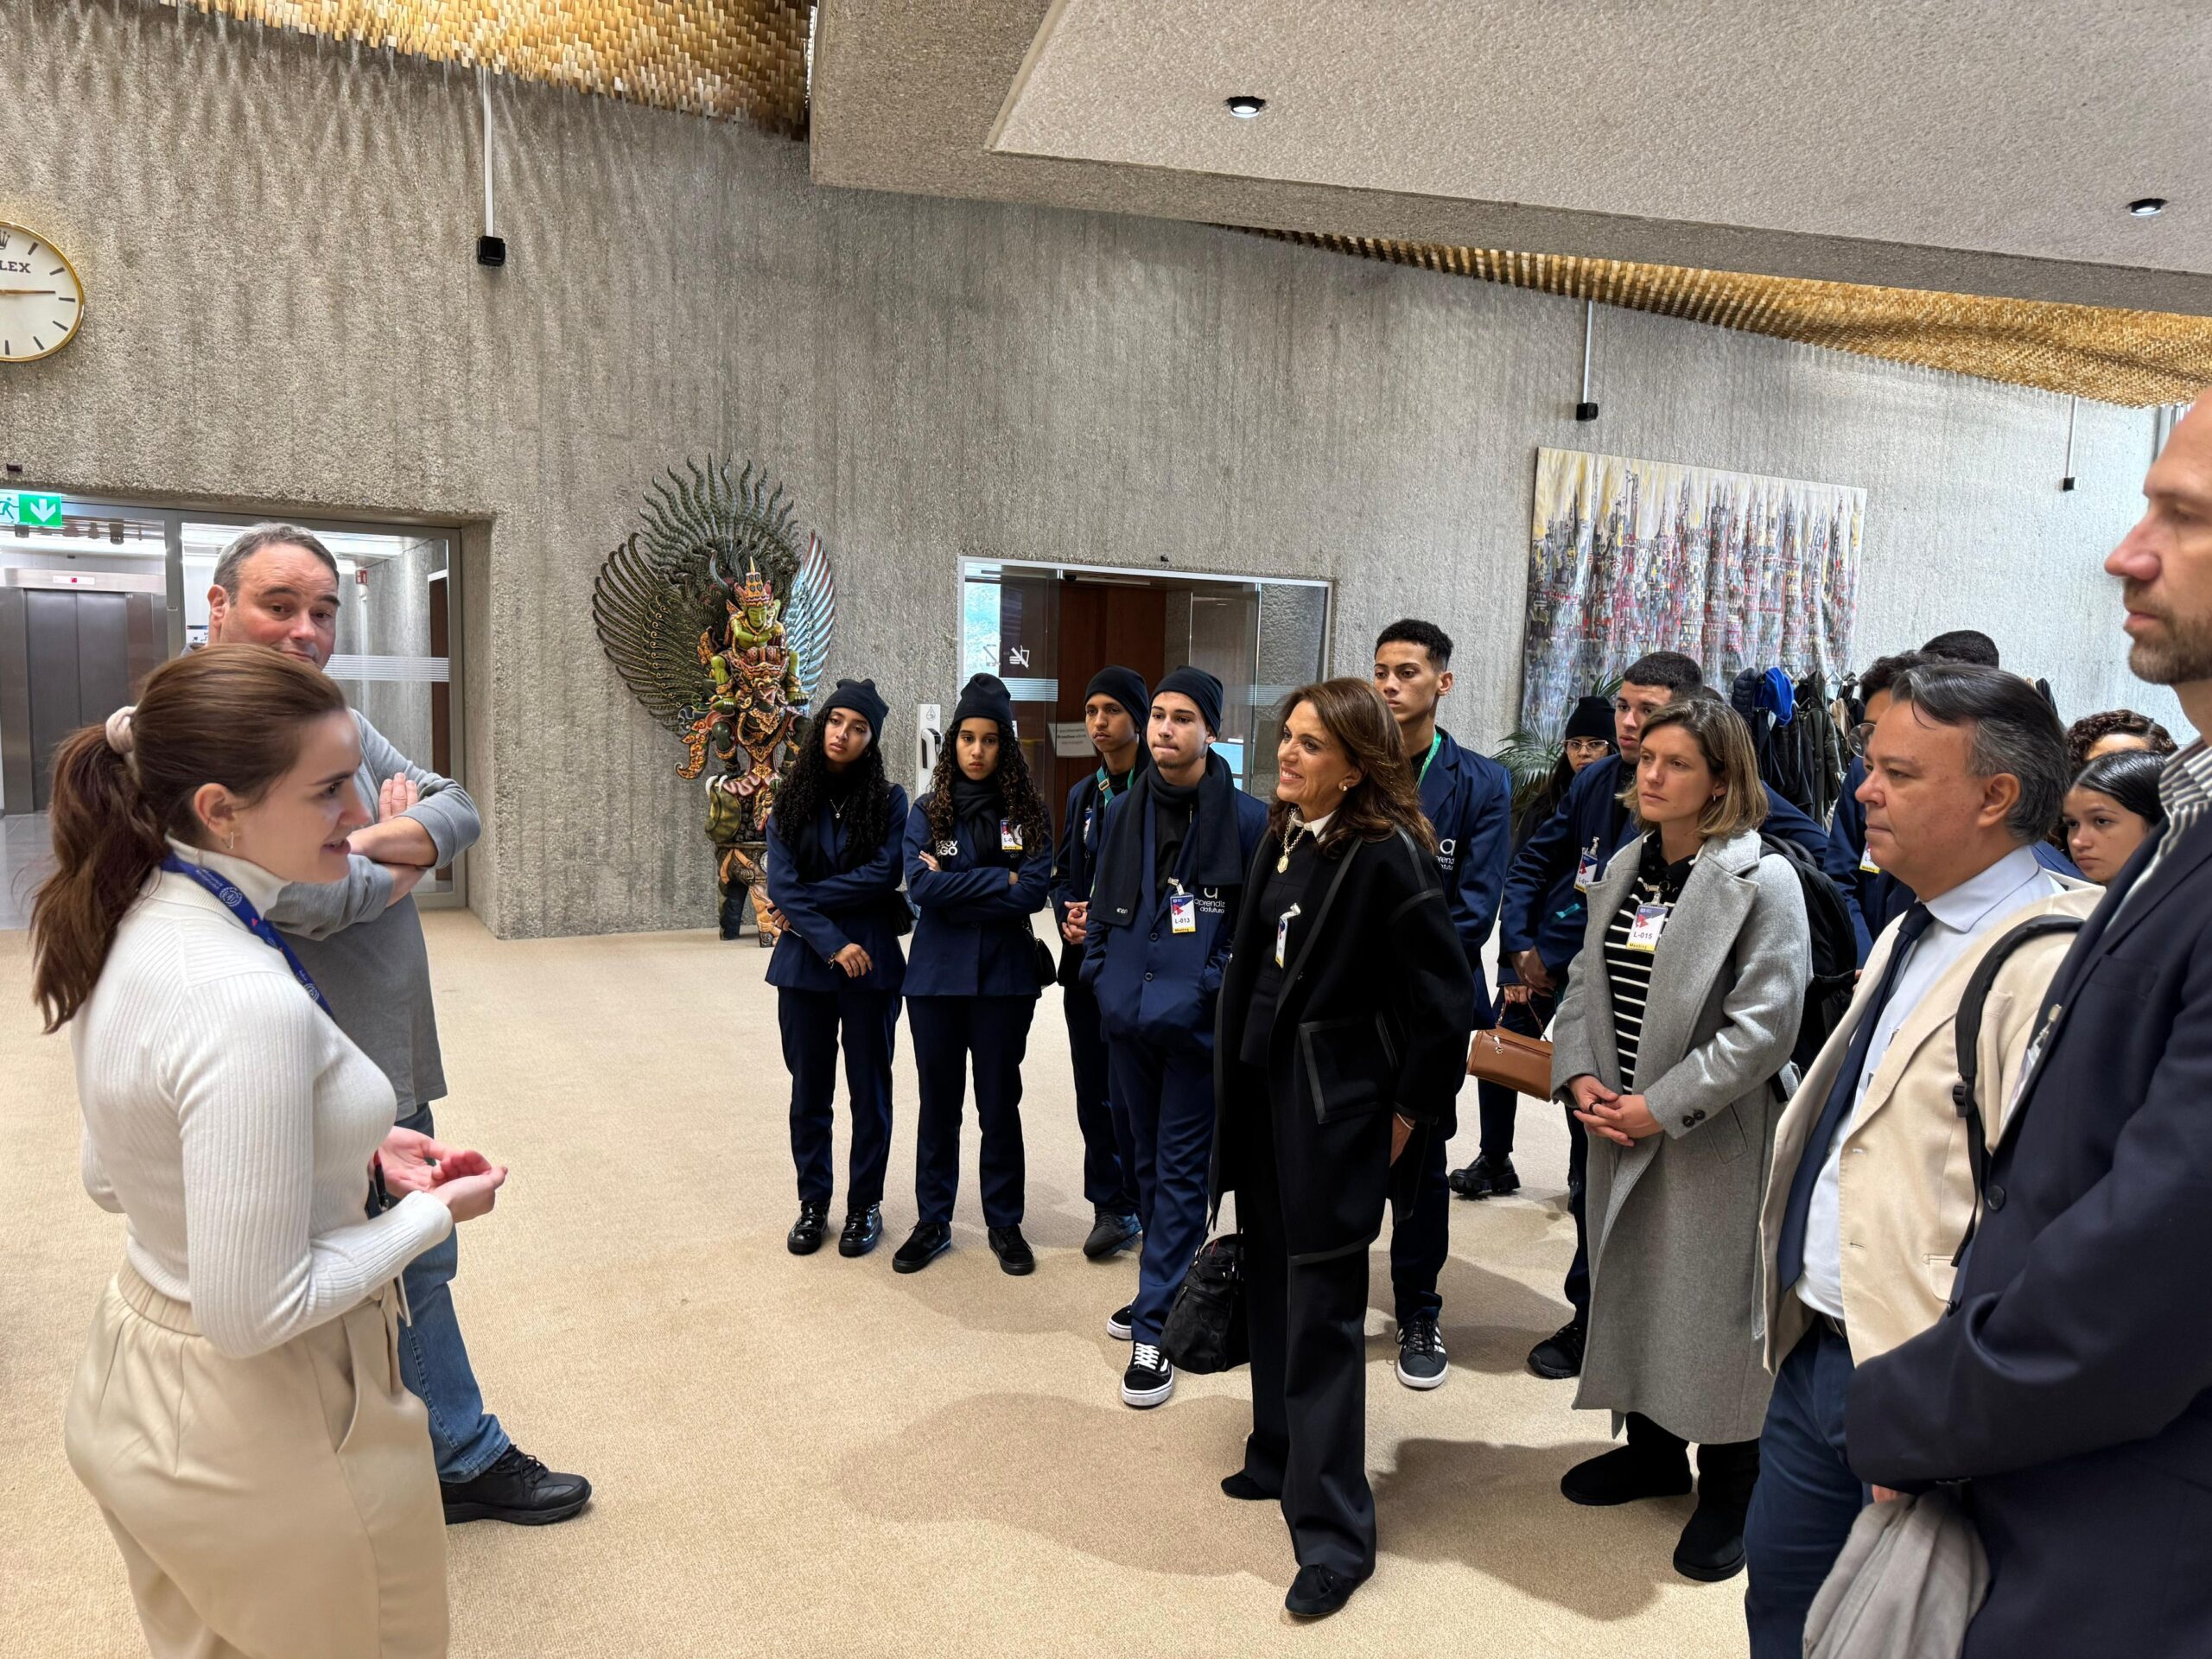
[0,223,85,363]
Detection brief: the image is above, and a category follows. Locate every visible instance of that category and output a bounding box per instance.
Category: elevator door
[23,588,157,810]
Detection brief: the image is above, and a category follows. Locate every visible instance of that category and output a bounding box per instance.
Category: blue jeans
[396,1105,511,1483]
[1744,1320,1867,1659]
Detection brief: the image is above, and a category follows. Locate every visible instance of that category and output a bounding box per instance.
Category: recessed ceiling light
[2129,198,2168,218]
[1225,95,1267,118]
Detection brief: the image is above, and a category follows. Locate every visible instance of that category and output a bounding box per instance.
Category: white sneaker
[1121,1342,1175,1408]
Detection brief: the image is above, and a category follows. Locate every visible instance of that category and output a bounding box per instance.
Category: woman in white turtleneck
[32,645,504,1659]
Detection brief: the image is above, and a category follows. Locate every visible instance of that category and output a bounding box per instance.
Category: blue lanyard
[162,854,333,1016]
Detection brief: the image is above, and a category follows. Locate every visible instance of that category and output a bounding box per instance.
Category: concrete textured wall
[0,0,2175,938]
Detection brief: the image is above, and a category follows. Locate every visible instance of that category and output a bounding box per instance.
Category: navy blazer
[1827,755,2083,964]
[1500,753,1832,981]
[1079,785,1268,1052]
[1846,817,2212,1656]
[764,785,911,994]
[1049,766,1133,985]
[1417,728,1512,1014]
[901,797,1052,999]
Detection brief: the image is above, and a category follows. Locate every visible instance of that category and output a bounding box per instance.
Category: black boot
[838,1204,882,1258]
[1449,1153,1521,1199]
[786,1200,830,1255]
[1675,1439,1760,1581]
[1561,1413,1694,1506]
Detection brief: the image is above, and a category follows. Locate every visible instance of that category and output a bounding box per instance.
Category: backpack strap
[1948,912,2085,1266]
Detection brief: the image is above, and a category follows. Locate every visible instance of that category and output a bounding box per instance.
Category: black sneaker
[786,1200,830,1255]
[441,1446,592,1526]
[1082,1208,1142,1260]
[1395,1317,1448,1389]
[1527,1318,1586,1379]
[838,1205,882,1258]
[1450,1153,1521,1200]
[987,1224,1036,1275]
[1105,1302,1134,1340]
[1122,1341,1174,1408]
[893,1221,951,1274]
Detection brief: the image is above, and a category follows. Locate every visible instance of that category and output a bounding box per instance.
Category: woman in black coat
[1210,677,1476,1619]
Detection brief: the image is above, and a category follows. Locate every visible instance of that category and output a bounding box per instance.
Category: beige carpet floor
[1,915,1751,1658]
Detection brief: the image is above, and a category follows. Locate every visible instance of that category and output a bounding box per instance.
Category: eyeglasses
[1848,721,1876,757]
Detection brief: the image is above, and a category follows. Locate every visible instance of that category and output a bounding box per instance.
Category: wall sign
[0,223,85,363]
[0,491,65,528]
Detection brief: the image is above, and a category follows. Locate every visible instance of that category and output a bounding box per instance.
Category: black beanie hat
[817,677,889,740]
[952,672,1015,732]
[1083,665,1150,726]
[1564,695,1616,745]
[1154,664,1224,735]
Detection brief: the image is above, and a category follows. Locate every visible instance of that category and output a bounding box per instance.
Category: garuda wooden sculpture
[591,459,835,940]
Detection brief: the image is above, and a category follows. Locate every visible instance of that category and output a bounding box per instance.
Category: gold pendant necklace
[1277,817,1313,872]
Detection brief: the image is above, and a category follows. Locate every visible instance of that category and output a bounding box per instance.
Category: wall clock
[0,222,85,363]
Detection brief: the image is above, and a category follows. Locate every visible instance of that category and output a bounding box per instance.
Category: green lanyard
[1417,730,1443,784]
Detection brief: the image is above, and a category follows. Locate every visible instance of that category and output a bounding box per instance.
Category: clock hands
[0,289,60,297]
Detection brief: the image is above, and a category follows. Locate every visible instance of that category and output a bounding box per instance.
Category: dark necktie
[1776,902,1936,1291]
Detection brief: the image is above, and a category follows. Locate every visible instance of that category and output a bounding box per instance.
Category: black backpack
[1760,834,1859,1073]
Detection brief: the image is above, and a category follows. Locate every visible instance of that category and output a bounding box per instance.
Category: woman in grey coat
[1549,696,1810,1584]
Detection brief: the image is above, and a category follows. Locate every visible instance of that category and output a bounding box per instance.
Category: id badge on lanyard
[1000,817,1022,853]
[1860,848,1880,875]
[1625,900,1671,952]
[1574,839,1601,893]
[1169,884,1197,934]
[1275,903,1301,968]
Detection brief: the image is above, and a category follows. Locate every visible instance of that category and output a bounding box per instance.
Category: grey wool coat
[1550,827,1812,1446]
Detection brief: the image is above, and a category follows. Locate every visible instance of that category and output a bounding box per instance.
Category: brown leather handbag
[1467,1026,1554,1097]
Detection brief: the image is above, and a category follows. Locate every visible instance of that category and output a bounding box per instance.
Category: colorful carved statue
[591,460,836,941]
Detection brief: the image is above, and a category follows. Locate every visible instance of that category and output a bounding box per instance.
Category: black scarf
[1093,748,1246,929]
[950,772,1008,862]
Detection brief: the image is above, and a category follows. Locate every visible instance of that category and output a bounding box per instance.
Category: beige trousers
[64,1263,449,1659]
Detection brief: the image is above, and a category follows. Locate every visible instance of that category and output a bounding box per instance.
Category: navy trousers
[1744,1321,1866,1659]
[1062,977,1138,1214]
[1385,1123,1449,1328]
[779,986,898,1214]
[908,994,1034,1229]
[1474,988,1554,1159]
[1109,1037,1216,1345]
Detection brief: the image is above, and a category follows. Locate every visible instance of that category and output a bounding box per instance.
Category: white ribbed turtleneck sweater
[72,841,451,1357]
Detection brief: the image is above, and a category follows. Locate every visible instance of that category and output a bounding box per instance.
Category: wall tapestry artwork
[1521,448,1863,738]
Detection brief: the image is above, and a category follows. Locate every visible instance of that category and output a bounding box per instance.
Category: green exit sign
[0,491,64,528]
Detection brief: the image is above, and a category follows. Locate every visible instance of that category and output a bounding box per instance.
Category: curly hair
[922,718,1053,851]
[1266,678,1437,855]
[773,714,895,871]
[2065,708,2177,775]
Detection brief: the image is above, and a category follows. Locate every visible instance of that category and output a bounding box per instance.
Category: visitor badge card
[1575,846,1601,891]
[1275,903,1301,968]
[1626,901,1671,951]
[1000,818,1022,851]
[1169,890,1197,934]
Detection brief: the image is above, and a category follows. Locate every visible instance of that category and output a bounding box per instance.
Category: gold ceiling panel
[1257,231,2212,409]
[168,0,811,133]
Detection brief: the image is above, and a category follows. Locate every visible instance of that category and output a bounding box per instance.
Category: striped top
[1601,831,1700,1089]
[2112,740,2212,921]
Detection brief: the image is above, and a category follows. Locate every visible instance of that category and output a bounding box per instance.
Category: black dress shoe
[1220,1470,1277,1501]
[893,1221,951,1274]
[838,1205,882,1258]
[1082,1208,1141,1260]
[1284,1563,1366,1618]
[1450,1152,1521,1199]
[441,1447,592,1526]
[1527,1318,1586,1379]
[1560,1443,1694,1507]
[787,1200,830,1255]
[987,1224,1036,1275]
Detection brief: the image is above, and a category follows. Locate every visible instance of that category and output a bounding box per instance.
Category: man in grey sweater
[208,524,590,1527]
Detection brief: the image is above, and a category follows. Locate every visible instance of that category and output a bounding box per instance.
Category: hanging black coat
[1209,825,1476,1265]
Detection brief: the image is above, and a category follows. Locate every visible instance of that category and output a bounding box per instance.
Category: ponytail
[29,645,348,1032]
[31,728,167,1031]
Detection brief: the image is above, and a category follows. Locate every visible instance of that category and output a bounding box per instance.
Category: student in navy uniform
[766,679,911,1260]
[1050,666,1148,1262]
[1453,693,1617,1201]
[1083,666,1268,1408]
[1370,620,1511,1390]
[894,672,1054,1275]
[1499,652,1830,1382]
